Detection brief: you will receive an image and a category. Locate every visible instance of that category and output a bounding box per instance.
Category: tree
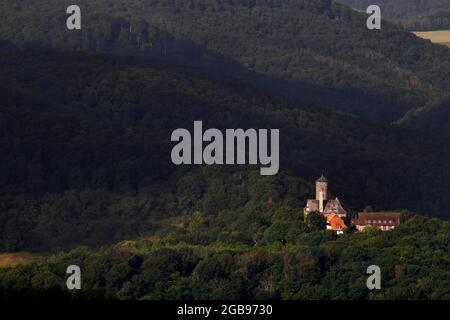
[305,212,326,231]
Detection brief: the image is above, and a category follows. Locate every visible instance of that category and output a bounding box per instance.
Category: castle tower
[316,175,328,212]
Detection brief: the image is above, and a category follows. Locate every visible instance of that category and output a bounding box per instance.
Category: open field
[414,30,450,47]
[0,253,41,267]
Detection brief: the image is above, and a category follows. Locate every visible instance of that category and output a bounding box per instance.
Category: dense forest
[336,0,450,20]
[1,42,449,253]
[399,95,450,135]
[337,0,450,31]
[403,11,450,31]
[1,0,450,125]
[1,214,450,300]
[1,0,450,300]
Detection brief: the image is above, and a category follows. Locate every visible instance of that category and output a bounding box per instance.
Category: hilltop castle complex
[304,175,401,234]
[304,175,347,218]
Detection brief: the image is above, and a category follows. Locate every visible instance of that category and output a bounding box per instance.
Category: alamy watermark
[366,265,381,290]
[66,265,81,290]
[171,121,279,176]
[66,5,81,30]
[367,5,381,30]
[66,4,381,32]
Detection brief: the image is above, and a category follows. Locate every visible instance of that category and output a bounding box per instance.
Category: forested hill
[2,0,450,125]
[336,0,450,20]
[1,1,450,301]
[1,42,450,252]
[1,214,450,299]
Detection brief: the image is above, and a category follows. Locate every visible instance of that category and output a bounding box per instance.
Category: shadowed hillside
[2,0,450,124]
[1,1,450,301]
[1,42,449,252]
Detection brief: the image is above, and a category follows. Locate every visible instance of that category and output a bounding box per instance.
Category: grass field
[0,252,41,267]
[414,30,450,47]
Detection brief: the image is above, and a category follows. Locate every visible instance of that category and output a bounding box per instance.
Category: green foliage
[337,0,450,32]
[0,42,450,252]
[336,0,450,20]
[0,0,449,300]
[305,211,327,231]
[403,11,450,31]
[2,0,450,123]
[1,215,449,300]
[399,95,450,136]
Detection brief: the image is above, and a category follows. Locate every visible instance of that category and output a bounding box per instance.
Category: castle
[304,175,347,218]
[304,175,348,234]
[304,175,401,234]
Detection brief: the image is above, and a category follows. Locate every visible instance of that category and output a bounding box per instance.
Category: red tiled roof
[326,213,347,231]
[355,212,401,226]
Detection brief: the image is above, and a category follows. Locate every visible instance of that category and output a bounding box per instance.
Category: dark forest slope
[1,42,449,251]
[2,0,450,124]
[399,96,450,135]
